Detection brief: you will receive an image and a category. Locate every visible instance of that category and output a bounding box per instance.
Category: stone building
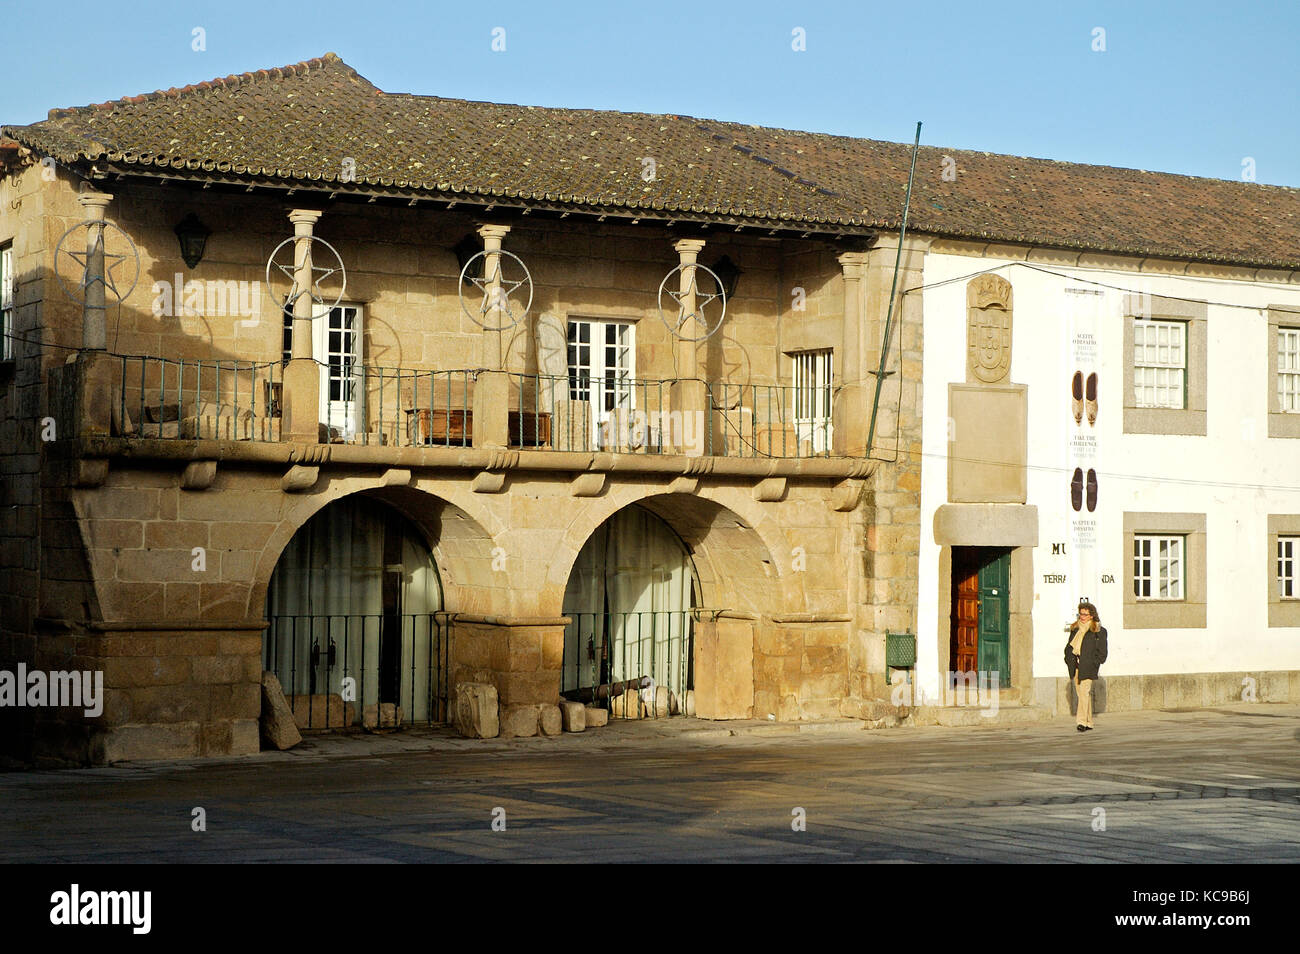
[0,54,1296,763]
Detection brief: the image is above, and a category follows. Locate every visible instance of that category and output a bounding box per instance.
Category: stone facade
[0,164,896,764]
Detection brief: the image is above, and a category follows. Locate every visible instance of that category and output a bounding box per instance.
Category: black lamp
[453,234,483,280]
[711,255,742,300]
[174,213,210,269]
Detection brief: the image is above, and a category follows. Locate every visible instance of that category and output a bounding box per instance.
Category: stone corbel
[74,459,109,488]
[180,460,217,491]
[830,479,863,512]
[569,472,606,497]
[753,477,787,502]
[382,467,413,487]
[281,465,319,493]
[472,470,507,494]
[667,476,699,495]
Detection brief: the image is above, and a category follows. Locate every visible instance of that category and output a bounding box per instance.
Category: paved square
[1,705,1297,863]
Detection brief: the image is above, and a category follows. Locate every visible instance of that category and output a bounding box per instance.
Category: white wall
[917,253,1300,701]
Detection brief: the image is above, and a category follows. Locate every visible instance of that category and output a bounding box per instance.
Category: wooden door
[951,549,980,674]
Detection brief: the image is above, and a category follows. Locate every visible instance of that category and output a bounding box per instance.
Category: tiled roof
[4,53,1300,270]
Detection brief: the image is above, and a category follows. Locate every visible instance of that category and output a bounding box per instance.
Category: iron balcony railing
[510,373,680,453]
[263,612,451,729]
[322,366,474,447]
[562,610,694,718]
[116,355,282,440]
[106,358,835,458]
[708,383,833,458]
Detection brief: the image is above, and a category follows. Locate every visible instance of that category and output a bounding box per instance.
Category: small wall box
[885,631,916,685]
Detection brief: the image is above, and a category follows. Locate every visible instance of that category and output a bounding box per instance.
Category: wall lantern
[174,213,211,269]
[711,255,742,300]
[453,234,484,280]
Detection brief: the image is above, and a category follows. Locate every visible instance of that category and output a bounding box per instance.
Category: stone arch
[547,487,793,720]
[546,487,791,620]
[249,477,505,621]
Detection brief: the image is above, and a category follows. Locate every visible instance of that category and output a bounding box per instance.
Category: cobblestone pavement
[2,704,1298,863]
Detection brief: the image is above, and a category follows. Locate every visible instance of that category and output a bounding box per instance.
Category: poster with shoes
[1065,290,1104,567]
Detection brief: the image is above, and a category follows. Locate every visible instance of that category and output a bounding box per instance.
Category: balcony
[100,355,836,460]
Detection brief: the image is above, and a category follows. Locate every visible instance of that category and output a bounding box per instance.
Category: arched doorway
[263,495,446,727]
[561,505,699,714]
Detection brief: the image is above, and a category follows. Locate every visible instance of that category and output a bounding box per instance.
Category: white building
[918,247,1300,715]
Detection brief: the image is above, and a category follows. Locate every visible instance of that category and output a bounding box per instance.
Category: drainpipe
[866,122,922,458]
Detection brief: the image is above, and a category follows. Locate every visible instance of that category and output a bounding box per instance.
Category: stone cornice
[65,437,879,481]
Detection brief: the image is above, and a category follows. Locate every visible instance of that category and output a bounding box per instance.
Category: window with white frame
[324,306,360,402]
[792,348,833,452]
[1133,319,1186,409]
[568,318,635,447]
[1279,328,1300,413]
[1280,535,1298,599]
[1,244,13,361]
[1134,534,1184,599]
[283,303,363,434]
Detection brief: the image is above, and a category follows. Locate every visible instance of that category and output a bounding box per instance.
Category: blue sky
[4,0,1297,186]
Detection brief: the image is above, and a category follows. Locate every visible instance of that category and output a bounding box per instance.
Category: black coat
[1064,624,1108,681]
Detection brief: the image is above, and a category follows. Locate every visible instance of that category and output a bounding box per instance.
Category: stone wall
[0,162,62,759]
[0,168,904,763]
[1035,670,1300,716]
[754,621,850,721]
[853,236,928,703]
[26,453,865,760]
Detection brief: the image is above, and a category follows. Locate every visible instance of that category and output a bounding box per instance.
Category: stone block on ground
[500,704,539,738]
[584,706,609,727]
[652,686,672,718]
[455,682,500,739]
[682,689,696,717]
[362,703,402,730]
[610,692,643,720]
[260,671,302,750]
[538,703,563,736]
[560,701,586,732]
[839,698,902,722]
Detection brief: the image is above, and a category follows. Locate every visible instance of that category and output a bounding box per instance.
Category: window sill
[1123,598,1206,629]
[1267,411,1300,439]
[1268,600,1300,627]
[1123,405,1206,436]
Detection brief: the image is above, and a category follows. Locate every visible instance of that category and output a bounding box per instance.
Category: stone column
[74,190,116,437]
[282,210,323,443]
[670,239,709,455]
[671,239,706,379]
[77,189,113,351]
[477,224,512,371]
[834,251,869,457]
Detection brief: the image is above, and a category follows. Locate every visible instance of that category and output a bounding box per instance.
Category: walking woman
[1065,599,1107,732]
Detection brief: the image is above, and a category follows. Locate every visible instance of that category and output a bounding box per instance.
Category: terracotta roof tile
[5,53,1299,269]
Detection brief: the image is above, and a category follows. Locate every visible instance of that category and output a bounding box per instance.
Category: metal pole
[866,122,923,458]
